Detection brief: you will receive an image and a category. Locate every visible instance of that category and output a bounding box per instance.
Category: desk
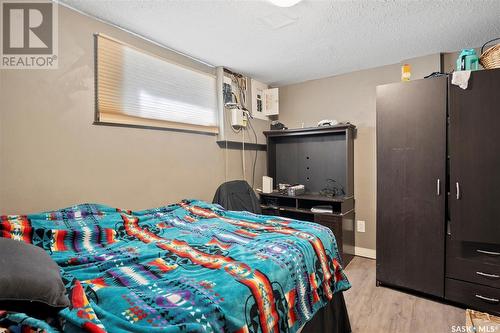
[260,191,355,266]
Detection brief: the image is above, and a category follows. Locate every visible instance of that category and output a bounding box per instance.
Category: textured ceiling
[58,0,500,86]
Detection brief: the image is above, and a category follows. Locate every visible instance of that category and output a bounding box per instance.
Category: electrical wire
[225,134,228,182]
[242,128,246,181]
[247,118,258,189]
[223,69,251,182]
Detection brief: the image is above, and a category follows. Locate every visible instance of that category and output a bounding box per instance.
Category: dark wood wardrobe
[377,68,500,315]
[376,76,447,297]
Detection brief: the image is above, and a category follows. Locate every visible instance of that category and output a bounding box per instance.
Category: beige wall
[277,55,441,253]
[0,6,266,215]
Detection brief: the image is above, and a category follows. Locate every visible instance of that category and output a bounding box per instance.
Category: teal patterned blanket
[0,200,350,333]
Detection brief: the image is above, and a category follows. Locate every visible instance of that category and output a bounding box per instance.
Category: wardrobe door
[376,77,447,297]
[449,69,500,244]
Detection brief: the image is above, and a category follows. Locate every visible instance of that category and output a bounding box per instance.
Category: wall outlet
[357,220,366,233]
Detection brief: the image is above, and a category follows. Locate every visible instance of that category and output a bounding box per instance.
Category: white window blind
[95,34,218,133]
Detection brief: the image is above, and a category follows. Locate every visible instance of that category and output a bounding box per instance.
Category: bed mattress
[0,200,350,333]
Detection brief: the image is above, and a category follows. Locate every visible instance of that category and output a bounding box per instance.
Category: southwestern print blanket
[0,200,350,333]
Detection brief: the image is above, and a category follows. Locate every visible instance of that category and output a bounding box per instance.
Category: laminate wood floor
[343,256,464,333]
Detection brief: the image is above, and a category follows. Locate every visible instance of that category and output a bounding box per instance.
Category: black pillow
[0,238,70,317]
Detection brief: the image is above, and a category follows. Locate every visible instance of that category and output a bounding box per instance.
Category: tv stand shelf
[262,125,356,267]
[259,192,355,266]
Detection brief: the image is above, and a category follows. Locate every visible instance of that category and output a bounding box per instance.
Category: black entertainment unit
[261,124,356,266]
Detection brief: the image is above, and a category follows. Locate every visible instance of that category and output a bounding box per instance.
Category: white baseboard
[354,246,376,259]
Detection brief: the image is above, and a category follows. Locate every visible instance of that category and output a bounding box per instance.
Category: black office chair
[212,180,261,214]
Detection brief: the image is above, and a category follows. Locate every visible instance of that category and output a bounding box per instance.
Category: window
[95,34,218,134]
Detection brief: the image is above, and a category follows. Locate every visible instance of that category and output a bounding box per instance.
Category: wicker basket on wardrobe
[480,38,500,69]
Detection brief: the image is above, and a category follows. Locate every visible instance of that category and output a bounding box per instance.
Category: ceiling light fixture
[268,0,303,7]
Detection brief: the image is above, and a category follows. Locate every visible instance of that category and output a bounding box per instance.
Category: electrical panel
[264,87,279,116]
[251,79,279,119]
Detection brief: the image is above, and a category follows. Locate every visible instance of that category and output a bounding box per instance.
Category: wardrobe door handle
[477,249,500,256]
[456,182,460,200]
[475,294,500,304]
[476,271,500,279]
[437,179,441,196]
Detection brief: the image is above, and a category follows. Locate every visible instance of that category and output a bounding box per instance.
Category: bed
[0,199,351,333]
